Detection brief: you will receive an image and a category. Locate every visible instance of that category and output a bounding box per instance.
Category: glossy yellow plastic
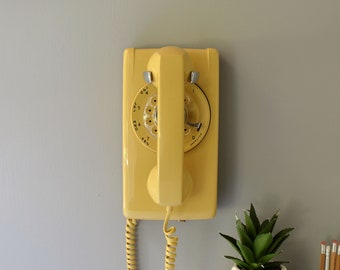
[147,47,187,206]
[122,46,219,220]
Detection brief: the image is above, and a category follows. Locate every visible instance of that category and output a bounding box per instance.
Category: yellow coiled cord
[163,206,178,270]
[125,207,178,270]
[125,218,138,270]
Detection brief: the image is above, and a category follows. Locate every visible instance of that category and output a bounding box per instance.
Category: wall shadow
[217,52,238,208]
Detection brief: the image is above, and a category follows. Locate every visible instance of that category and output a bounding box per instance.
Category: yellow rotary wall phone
[122,46,219,269]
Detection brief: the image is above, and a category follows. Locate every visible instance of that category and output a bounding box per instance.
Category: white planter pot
[231,265,287,270]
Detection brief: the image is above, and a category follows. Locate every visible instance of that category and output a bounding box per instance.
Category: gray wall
[1,1,340,269]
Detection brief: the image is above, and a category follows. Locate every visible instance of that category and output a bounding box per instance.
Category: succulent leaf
[244,211,257,240]
[259,219,269,232]
[268,227,294,254]
[268,234,289,254]
[236,219,254,249]
[253,233,273,259]
[237,240,255,264]
[259,211,279,234]
[249,262,262,269]
[257,253,278,263]
[249,203,260,233]
[219,233,241,255]
[220,204,293,270]
[273,227,294,242]
[263,261,289,270]
[224,256,250,269]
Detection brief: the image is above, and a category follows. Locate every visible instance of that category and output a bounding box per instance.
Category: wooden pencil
[326,245,331,270]
[320,241,326,270]
[331,240,338,270]
[335,244,340,270]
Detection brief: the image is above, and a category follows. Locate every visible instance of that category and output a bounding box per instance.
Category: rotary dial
[131,82,210,152]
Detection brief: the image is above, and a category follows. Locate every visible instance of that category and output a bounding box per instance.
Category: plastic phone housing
[123,46,219,220]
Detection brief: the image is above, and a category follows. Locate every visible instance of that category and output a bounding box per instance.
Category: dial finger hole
[151,126,158,135]
[145,117,153,126]
[145,106,153,115]
[150,96,157,106]
[184,125,191,135]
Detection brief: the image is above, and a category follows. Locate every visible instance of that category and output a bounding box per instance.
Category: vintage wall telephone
[122,46,219,269]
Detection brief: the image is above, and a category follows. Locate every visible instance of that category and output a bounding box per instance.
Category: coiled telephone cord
[125,207,178,270]
[163,206,178,270]
[125,218,138,270]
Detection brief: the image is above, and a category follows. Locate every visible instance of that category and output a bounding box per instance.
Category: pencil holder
[231,265,287,270]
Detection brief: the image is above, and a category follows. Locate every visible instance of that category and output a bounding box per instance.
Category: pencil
[335,244,340,270]
[326,245,331,270]
[331,240,337,270]
[321,241,327,270]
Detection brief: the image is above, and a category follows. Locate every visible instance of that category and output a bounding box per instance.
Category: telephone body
[122,46,219,221]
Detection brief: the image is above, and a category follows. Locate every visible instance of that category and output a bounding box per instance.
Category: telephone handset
[122,46,219,269]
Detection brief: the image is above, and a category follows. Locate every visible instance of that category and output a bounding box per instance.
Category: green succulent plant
[220,203,294,270]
